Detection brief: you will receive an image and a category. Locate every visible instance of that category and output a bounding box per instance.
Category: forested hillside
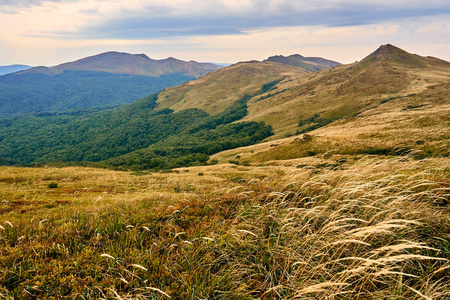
[0,92,272,170]
[0,71,194,118]
[0,52,221,118]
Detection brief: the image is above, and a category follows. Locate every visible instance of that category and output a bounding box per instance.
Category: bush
[241,160,251,166]
[47,182,58,188]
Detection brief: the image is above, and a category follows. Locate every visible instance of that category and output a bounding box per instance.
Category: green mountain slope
[0,71,194,118]
[156,61,310,115]
[27,51,220,77]
[151,44,449,140]
[0,92,272,170]
[0,52,221,118]
[239,44,450,137]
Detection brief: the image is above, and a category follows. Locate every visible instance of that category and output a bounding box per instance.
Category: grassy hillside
[231,45,449,140]
[264,54,340,71]
[0,155,448,299]
[151,45,450,142]
[207,45,449,163]
[156,61,309,115]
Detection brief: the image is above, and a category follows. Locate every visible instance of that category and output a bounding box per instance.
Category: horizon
[1,1,449,66]
[1,43,449,69]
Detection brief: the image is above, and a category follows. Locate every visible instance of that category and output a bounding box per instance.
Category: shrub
[47,182,58,188]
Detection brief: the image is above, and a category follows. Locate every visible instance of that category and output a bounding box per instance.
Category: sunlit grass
[0,156,449,299]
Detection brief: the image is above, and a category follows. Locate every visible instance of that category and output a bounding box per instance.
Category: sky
[1,0,449,66]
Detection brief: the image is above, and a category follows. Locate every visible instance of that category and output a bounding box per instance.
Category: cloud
[1,0,449,65]
[5,0,450,39]
[86,5,448,41]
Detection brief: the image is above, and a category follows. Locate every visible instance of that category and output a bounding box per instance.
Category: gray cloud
[12,0,450,40]
[75,4,450,40]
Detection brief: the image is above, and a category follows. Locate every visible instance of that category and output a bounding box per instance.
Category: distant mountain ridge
[0,64,32,76]
[0,52,222,118]
[20,51,221,77]
[264,54,340,71]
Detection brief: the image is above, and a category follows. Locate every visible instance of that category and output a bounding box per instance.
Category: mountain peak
[360,44,426,68]
[372,44,410,58]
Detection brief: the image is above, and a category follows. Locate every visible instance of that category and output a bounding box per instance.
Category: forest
[0,93,273,170]
[0,70,194,118]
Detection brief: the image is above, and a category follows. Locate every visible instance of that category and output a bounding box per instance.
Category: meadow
[1,154,449,299]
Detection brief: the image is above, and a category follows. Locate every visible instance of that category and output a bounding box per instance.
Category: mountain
[239,44,450,135]
[157,44,449,137]
[156,61,309,115]
[0,44,448,169]
[264,54,340,71]
[0,52,221,118]
[21,51,220,77]
[0,64,31,76]
[211,44,450,163]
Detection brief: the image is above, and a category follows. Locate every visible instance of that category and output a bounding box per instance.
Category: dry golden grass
[156,61,306,115]
[1,155,449,299]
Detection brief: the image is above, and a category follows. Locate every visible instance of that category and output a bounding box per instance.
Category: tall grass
[0,157,449,299]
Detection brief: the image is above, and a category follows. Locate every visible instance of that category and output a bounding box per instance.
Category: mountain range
[0,52,222,118]
[19,51,220,77]
[0,64,31,76]
[0,44,448,169]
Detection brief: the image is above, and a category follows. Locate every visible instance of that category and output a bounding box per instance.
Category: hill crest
[20,51,222,77]
[359,44,450,69]
[264,54,340,71]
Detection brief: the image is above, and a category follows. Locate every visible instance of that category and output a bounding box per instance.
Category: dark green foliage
[101,121,272,170]
[0,92,273,170]
[260,78,285,94]
[0,71,195,118]
[356,147,393,156]
[188,94,249,133]
[47,182,58,188]
[297,114,337,133]
[298,114,320,127]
